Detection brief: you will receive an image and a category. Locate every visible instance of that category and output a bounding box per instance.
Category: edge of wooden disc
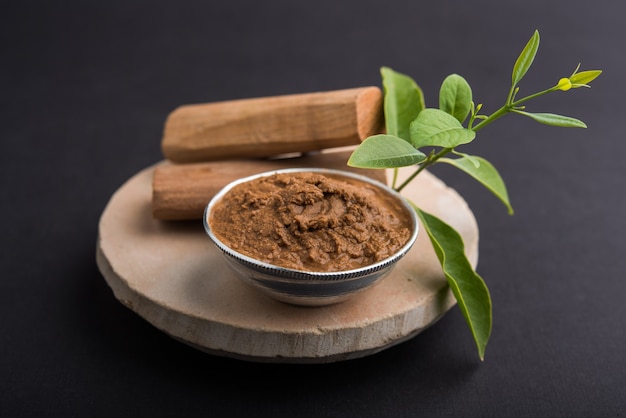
[96,163,478,363]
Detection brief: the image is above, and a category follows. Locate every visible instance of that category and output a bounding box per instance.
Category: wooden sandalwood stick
[161,87,384,163]
[152,150,387,220]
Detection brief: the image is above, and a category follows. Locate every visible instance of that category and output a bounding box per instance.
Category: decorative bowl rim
[203,167,419,280]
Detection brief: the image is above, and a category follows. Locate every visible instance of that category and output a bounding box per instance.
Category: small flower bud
[557,78,572,91]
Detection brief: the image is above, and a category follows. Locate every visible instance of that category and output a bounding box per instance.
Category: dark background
[2,0,624,416]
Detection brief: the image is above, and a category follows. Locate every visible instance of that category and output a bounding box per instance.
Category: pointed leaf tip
[413,205,492,360]
[512,30,540,88]
[347,134,426,168]
[515,110,587,128]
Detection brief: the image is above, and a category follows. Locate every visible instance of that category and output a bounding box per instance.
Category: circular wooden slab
[96,164,478,363]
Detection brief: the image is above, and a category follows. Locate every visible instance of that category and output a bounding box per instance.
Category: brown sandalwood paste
[209,172,412,272]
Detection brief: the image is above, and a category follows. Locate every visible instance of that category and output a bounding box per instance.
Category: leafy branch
[347,30,601,360]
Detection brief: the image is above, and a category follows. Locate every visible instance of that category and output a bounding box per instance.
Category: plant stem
[395,148,452,192]
[472,105,510,132]
[471,86,555,132]
[391,167,399,189]
[512,87,556,106]
[396,85,558,193]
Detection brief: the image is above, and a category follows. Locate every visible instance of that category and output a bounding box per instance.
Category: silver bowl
[203,168,419,306]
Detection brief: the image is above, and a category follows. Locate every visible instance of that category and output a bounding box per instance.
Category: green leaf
[413,205,492,361]
[514,110,587,128]
[452,150,480,168]
[439,74,473,123]
[570,69,602,87]
[512,30,540,88]
[440,155,514,215]
[381,67,426,141]
[410,108,476,149]
[347,134,427,168]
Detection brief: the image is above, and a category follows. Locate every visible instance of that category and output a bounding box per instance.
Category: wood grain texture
[161,87,384,163]
[152,150,387,220]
